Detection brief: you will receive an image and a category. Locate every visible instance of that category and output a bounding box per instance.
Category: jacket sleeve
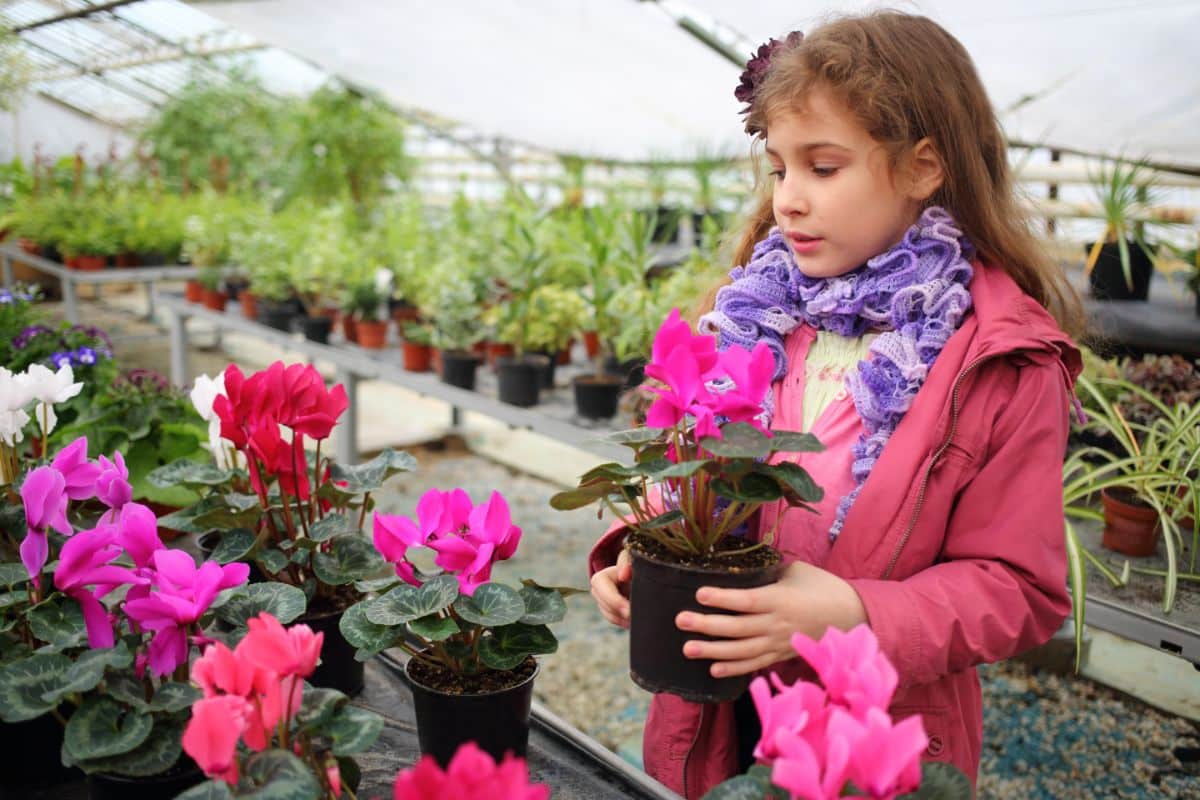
[847,359,1073,687]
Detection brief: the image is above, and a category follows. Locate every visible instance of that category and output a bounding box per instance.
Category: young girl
[589,12,1085,799]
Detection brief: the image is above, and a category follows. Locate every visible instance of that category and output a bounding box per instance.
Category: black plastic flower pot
[302,606,364,697]
[298,314,334,344]
[406,657,539,767]
[440,350,482,390]
[0,714,80,790]
[87,759,204,800]
[496,355,548,407]
[531,349,558,389]
[257,300,295,332]
[1087,240,1154,301]
[628,537,784,703]
[573,374,624,419]
[603,355,647,388]
[137,250,167,266]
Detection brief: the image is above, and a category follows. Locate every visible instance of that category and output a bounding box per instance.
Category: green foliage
[138,69,285,192]
[0,25,28,113]
[284,83,411,211]
[1084,158,1163,291]
[492,283,587,354]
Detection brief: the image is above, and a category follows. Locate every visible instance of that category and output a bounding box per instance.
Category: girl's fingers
[695,585,767,613]
[708,652,782,679]
[676,610,769,638]
[590,567,630,623]
[682,635,772,662]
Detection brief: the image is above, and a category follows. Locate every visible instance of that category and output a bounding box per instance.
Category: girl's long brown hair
[698,12,1085,338]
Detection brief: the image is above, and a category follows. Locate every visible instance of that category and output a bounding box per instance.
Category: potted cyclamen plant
[149,361,411,696]
[338,487,576,766]
[702,625,971,799]
[392,742,549,799]
[0,436,249,799]
[175,612,383,800]
[551,309,826,702]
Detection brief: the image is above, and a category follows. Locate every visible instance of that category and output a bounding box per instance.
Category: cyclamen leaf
[700,422,773,460]
[408,614,460,642]
[74,717,183,777]
[296,688,346,731]
[478,623,557,671]
[518,585,567,625]
[453,584,524,627]
[338,603,400,655]
[312,536,386,586]
[175,782,236,800]
[709,474,783,504]
[41,643,132,704]
[900,762,976,799]
[208,528,256,564]
[753,462,824,505]
[365,575,458,626]
[147,459,236,488]
[308,513,359,542]
[602,427,666,446]
[27,597,87,650]
[329,449,417,494]
[65,696,153,760]
[0,652,71,722]
[767,430,826,454]
[324,705,384,756]
[148,682,201,713]
[240,749,322,799]
[258,548,290,576]
[0,563,30,587]
[216,583,307,628]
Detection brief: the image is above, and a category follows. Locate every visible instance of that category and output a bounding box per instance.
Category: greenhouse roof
[4,0,1200,167]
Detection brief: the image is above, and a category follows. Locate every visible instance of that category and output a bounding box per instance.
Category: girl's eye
[769,167,785,179]
[812,166,839,177]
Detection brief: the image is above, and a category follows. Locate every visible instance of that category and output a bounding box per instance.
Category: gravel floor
[54,294,1200,798]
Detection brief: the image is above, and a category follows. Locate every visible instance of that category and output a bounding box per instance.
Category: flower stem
[357,491,371,532]
[311,439,322,520]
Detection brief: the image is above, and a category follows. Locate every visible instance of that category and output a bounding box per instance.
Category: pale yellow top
[801,330,878,431]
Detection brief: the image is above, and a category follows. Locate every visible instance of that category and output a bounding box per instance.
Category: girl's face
[766,89,927,279]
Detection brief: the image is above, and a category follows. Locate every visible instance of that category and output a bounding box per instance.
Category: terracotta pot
[239,291,258,320]
[17,238,39,255]
[557,345,571,366]
[1100,488,1159,557]
[201,288,228,312]
[403,341,433,372]
[342,314,358,343]
[185,279,205,303]
[64,255,82,270]
[114,252,139,268]
[486,341,515,368]
[76,255,106,271]
[583,330,601,359]
[431,347,442,373]
[471,340,488,358]
[356,319,388,349]
[391,304,420,324]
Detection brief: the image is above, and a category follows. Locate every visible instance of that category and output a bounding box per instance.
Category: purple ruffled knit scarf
[698,206,975,538]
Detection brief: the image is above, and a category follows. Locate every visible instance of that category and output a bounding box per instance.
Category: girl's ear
[906,137,945,201]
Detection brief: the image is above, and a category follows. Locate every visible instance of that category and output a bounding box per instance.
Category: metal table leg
[63,275,80,324]
[169,310,191,387]
[145,281,156,321]
[336,367,359,466]
[1,253,12,287]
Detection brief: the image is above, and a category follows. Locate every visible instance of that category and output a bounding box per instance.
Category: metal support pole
[1,253,12,287]
[145,281,156,321]
[336,367,359,466]
[63,275,79,324]
[450,405,462,429]
[168,310,190,387]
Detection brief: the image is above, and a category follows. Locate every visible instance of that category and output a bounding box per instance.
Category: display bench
[1074,518,1200,668]
[0,243,197,324]
[157,292,630,468]
[27,655,680,800]
[1073,271,1200,360]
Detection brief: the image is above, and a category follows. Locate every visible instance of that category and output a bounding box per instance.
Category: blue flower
[49,351,73,369]
[75,347,97,365]
[0,290,12,304]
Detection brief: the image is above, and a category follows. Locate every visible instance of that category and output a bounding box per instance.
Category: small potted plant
[234,225,296,332]
[702,625,971,799]
[430,273,485,390]
[340,487,575,766]
[198,265,228,311]
[1084,158,1160,301]
[290,207,349,344]
[174,613,383,799]
[346,278,389,349]
[551,309,825,702]
[566,203,627,418]
[149,361,413,696]
[401,320,435,371]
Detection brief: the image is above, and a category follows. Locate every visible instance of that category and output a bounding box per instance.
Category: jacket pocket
[891,704,952,764]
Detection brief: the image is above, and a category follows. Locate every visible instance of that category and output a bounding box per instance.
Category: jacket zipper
[882,354,997,579]
[682,703,706,799]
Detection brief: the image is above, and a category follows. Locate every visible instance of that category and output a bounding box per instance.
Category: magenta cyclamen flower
[789,626,899,717]
[50,436,102,501]
[54,525,145,648]
[825,706,927,798]
[428,491,522,596]
[95,451,132,518]
[124,550,250,677]
[710,343,775,432]
[373,488,473,587]
[20,465,72,583]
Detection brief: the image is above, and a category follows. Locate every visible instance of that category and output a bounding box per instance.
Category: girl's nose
[774,176,809,218]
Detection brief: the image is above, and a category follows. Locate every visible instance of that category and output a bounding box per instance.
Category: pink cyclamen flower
[750,674,830,763]
[191,638,289,751]
[19,465,71,582]
[53,525,144,648]
[710,342,776,432]
[95,451,132,517]
[790,625,899,718]
[240,612,323,679]
[50,436,102,501]
[372,488,472,586]
[647,308,721,383]
[182,694,250,785]
[124,550,250,677]
[466,490,522,561]
[826,706,927,799]
[770,723,853,800]
[392,742,550,800]
[427,535,496,596]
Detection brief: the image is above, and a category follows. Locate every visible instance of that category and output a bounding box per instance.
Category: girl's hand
[591,549,632,628]
[676,561,868,678]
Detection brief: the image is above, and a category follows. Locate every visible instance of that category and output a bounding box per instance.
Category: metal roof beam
[11,0,145,33]
[28,38,263,82]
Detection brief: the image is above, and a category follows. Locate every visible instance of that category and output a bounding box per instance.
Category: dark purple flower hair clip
[735,30,803,135]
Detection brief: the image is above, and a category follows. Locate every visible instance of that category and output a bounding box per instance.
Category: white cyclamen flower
[0,367,34,413]
[190,372,227,423]
[20,363,83,438]
[0,408,29,446]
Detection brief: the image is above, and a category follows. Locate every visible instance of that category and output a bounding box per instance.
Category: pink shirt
[758,324,864,568]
